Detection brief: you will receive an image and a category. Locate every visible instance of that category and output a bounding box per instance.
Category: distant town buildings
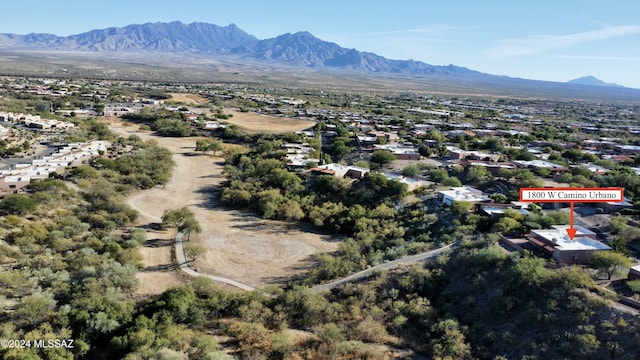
[0,111,75,130]
[0,140,110,195]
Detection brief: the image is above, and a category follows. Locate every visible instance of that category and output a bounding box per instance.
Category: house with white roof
[0,140,111,196]
[577,163,610,175]
[0,175,31,192]
[445,146,500,162]
[615,144,640,155]
[437,186,491,206]
[528,225,611,265]
[513,160,566,172]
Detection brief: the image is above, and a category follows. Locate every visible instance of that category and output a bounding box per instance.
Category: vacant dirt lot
[166,93,209,105]
[224,110,316,134]
[109,122,339,292]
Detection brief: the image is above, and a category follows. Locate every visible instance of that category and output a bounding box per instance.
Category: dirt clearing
[223,110,315,134]
[110,123,338,292]
[166,93,209,105]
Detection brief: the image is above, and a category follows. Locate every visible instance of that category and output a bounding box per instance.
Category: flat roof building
[438,186,491,206]
[529,225,611,265]
[309,163,370,179]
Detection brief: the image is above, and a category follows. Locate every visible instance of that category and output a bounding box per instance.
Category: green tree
[370,150,396,167]
[418,144,432,157]
[0,194,37,215]
[608,216,628,233]
[489,193,508,203]
[207,139,223,156]
[627,280,640,295]
[611,226,640,254]
[442,177,462,187]
[162,207,201,239]
[180,217,203,240]
[12,291,57,327]
[429,319,471,359]
[451,201,473,215]
[492,216,522,234]
[154,118,193,137]
[481,138,504,152]
[195,139,210,155]
[196,138,223,156]
[184,244,207,263]
[402,164,420,178]
[589,251,632,280]
[466,165,490,184]
[429,168,449,183]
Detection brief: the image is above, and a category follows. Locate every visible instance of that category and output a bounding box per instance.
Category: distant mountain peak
[2,21,640,98]
[0,21,484,77]
[568,76,625,88]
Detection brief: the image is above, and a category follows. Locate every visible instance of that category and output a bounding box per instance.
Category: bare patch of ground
[110,122,338,293]
[166,93,209,105]
[223,110,316,134]
[192,215,340,286]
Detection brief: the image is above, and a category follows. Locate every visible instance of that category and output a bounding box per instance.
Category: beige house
[528,225,610,265]
[0,175,31,192]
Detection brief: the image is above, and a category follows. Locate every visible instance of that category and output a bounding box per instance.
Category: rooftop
[439,186,490,203]
[532,225,610,251]
[482,207,530,216]
[513,160,565,169]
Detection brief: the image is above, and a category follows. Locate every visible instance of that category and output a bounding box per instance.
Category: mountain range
[0,21,638,99]
[0,21,493,78]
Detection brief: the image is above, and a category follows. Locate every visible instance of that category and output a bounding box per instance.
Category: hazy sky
[3,0,640,88]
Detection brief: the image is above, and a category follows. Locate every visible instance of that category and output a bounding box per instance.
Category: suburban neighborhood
[1,73,640,359]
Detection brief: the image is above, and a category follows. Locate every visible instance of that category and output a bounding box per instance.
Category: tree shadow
[137,222,164,231]
[251,253,333,285]
[144,238,174,248]
[199,174,223,179]
[193,184,222,208]
[140,263,179,272]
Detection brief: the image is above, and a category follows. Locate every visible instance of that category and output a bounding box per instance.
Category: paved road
[310,242,458,292]
[174,232,258,291]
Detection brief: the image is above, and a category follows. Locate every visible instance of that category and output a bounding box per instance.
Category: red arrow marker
[566,202,577,240]
[520,187,623,241]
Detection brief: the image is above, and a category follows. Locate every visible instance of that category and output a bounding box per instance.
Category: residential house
[383,173,428,191]
[0,140,110,197]
[614,145,640,155]
[528,225,611,265]
[628,264,640,280]
[595,197,634,213]
[445,146,500,162]
[0,175,31,192]
[461,160,515,175]
[578,163,610,175]
[438,186,491,206]
[479,203,531,219]
[513,160,566,172]
[373,144,421,160]
[309,163,370,179]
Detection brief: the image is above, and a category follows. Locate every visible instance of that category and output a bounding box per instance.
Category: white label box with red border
[520,188,624,203]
